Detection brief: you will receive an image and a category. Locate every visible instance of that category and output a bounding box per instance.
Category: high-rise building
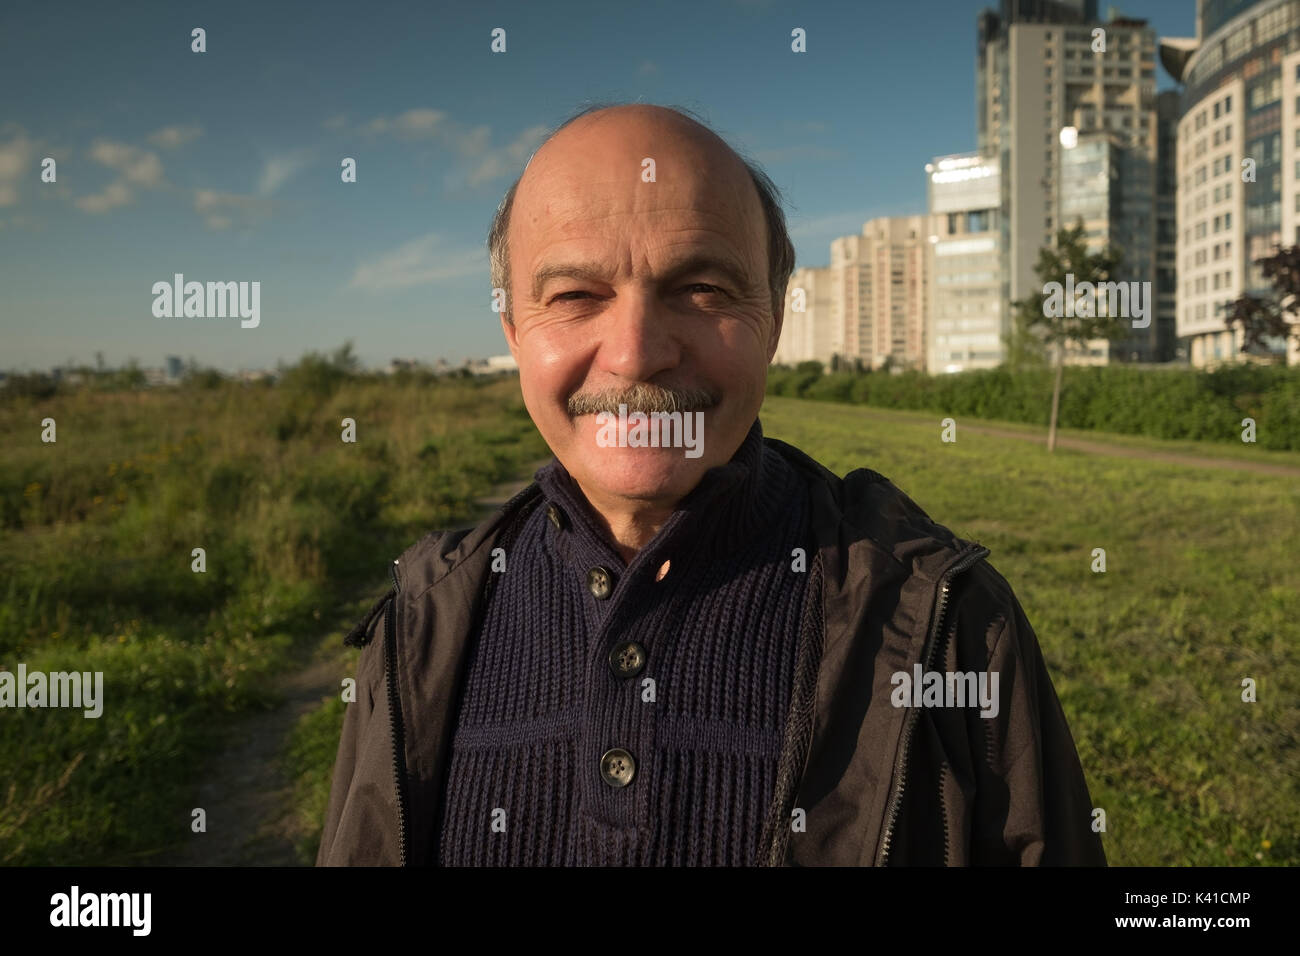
[1059,129,1158,362]
[1156,89,1183,362]
[832,217,929,370]
[1161,0,1300,366]
[774,265,834,365]
[926,152,1004,372]
[978,2,1161,362]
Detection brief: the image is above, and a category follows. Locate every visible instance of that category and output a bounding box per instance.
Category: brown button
[546,504,564,530]
[599,747,636,787]
[609,641,646,678]
[654,558,671,582]
[586,566,613,599]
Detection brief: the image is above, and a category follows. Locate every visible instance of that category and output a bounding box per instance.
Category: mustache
[567,383,719,416]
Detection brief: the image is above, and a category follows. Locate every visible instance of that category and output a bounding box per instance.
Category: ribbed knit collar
[534,417,784,576]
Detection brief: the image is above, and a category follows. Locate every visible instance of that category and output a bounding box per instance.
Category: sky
[0,0,1197,373]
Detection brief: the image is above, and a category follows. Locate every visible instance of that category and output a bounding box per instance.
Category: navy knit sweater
[436,418,812,866]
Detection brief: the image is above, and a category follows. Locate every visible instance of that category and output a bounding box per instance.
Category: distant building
[166,356,183,381]
[839,217,930,371]
[775,265,835,366]
[926,151,1003,372]
[979,2,1161,363]
[1060,129,1158,363]
[463,355,518,376]
[1162,0,1300,367]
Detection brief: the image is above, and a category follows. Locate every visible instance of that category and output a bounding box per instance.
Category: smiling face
[501,106,782,510]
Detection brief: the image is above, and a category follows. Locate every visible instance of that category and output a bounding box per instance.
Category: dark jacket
[317,437,1106,866]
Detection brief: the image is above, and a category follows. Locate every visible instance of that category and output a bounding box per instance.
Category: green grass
[4,375,1293,867]
[0,373,548,864]
[760,394,1300,866]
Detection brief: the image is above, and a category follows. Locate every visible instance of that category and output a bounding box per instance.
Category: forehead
[510,119,764,260]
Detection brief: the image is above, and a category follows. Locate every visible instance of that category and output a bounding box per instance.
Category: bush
[765,363,1300,449]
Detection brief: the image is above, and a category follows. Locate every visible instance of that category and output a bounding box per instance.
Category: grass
[0,372,548,865]
[3,375,1293,866]
[760,394,1299,866]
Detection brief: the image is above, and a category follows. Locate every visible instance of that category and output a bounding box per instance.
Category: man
[317,102,1106,867]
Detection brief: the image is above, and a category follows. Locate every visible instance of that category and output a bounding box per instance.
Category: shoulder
[764,435,975,574]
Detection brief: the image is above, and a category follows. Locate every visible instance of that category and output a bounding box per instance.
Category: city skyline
[1,0,1195,373]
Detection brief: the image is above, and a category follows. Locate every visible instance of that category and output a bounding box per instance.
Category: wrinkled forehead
[511,127,764,258]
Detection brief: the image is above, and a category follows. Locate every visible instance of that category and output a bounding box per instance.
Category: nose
[595,288,682,383]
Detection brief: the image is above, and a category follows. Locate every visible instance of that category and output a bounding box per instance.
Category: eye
[553,291,592,302]
[682,283,725,296]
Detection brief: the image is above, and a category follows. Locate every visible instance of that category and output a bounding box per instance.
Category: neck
[572,481,677,564]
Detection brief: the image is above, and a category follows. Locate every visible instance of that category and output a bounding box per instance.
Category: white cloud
[0,132,36,207]
[257,151,311,196]
[462,124,549,187]
[348,109,550,189]
[194,188,273,230]
[75,180,133,214]
[148,124,203,149]
[363,108,448,139]
[347,232,485,292]
[88,139,165,187]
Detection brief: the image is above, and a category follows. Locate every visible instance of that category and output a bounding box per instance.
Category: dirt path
[839,406,1300,478]
[957,421,1300,478]
[168,457,552,866]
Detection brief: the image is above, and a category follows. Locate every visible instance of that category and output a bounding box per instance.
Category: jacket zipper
[385,559,410,866]
[875,544,989,866]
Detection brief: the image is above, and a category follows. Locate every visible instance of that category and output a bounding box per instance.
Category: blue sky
[0,0,1196,372]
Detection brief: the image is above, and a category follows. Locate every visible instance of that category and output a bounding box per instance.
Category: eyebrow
[530,252,755,302]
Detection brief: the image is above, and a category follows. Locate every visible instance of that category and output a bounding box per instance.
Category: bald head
[488,103,794,325]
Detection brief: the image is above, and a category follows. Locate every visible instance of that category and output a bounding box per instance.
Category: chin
[575,446,703,501]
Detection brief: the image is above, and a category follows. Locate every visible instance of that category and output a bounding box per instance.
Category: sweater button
[546,503,565,530]
[608,641,646,678]
[586,566,614,599]
[599,747,636,787]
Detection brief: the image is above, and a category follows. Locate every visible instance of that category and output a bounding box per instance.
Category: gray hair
[487,102,796,326]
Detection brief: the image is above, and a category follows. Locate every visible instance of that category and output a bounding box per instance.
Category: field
[0,372,548,864]
[759,396,1299,866]
[1,377,1295,866]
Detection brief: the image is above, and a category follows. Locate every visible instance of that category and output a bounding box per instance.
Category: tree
[1009,220,1128,452]
[1224,244,1300,358]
